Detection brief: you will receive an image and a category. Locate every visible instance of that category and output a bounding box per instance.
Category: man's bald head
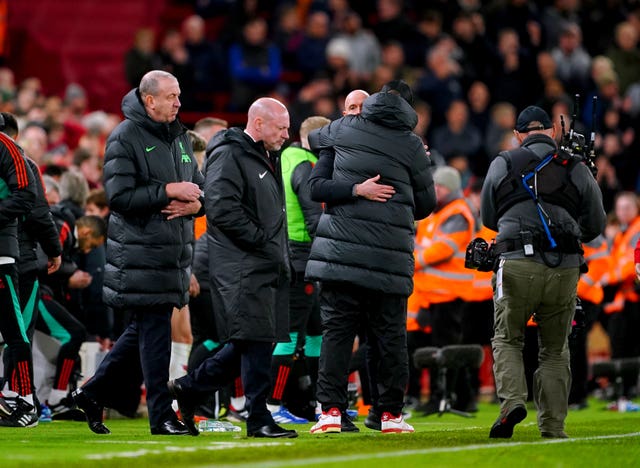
[246,97,290,152]
[343,89,369,115]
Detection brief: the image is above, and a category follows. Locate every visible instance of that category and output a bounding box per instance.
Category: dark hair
[73,147,93,167]
[42,164,67,178]
[86,188,108,209]
[76,215,107,240]
[381,79,414,105]
[0,112,17,138]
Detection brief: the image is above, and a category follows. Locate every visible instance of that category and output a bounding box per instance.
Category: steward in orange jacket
[412,195,476,304]
[409,166,476,410]
[604,213,640,312]
[602,193,640,397]
[578,235,610,307]
[409,194,476,330]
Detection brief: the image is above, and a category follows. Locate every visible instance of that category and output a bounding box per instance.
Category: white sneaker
[310,407,341,434]
[381,411,414,433]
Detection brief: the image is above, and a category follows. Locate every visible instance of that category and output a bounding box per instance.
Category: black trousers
[605,300,640,397]
[0,263,34,396]
[316,282,408,415]
[569,299,599,404]
[189,285,218,352]
[37,291,87,391]
[288,275,321,337]
[177,340,274,433]
[3,268,38,394]
[83,304,173,428]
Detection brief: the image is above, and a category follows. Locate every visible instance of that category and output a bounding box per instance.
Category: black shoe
[150,419,191,435]
[50,396,86,421]
[453,400,478,413]
[541,431,569,439]
[341,411,360,432]
[167,379,199,436]
[72,389,110,434]
[420,399,440,416]
[247,424,299,438]
[364,410,381,431]
[489,405,527,439]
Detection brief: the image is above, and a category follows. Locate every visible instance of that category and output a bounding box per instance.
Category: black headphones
[0,112,5,130]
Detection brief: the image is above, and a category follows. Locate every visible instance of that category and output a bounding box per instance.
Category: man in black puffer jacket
[73,70,204,436]
[169,97,298,439]
[306,80,436,434]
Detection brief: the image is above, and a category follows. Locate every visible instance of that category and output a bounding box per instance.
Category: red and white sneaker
[310,407,341,434]
[381,412,414,433]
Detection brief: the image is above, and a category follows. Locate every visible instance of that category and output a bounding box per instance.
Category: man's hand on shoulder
[166,182,202,202]
[162,199,202,220]
[354,175,395,202]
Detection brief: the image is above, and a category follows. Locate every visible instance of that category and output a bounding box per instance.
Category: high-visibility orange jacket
[194,214,207,240]
[577,235,610,306]
[606,216,640,305]
[412,197,476,304]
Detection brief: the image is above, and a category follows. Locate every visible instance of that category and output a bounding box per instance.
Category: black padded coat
[102,89,204,309]
[204,128,290,343]
[305,91,436,296]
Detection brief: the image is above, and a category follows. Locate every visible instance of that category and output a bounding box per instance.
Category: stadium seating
[7,0,167,113]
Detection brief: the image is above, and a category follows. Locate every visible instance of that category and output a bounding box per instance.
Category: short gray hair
[59,168,89,207]
[139,70,176,97]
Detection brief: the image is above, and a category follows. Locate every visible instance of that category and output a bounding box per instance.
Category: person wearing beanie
[410,165,477,415]
[480,104,605,440]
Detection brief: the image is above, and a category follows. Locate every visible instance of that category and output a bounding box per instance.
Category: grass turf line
[1,400,639,467]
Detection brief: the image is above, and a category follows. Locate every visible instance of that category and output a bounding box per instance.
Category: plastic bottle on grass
[198,419,242,432]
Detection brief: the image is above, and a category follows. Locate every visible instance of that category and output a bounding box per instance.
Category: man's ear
[513,129,524,144]
[144,94,155,109]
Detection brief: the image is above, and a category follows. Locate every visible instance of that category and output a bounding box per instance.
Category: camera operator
[480,106,605,439]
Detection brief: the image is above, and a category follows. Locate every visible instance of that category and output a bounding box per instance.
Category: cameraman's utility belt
[494,234,582,256]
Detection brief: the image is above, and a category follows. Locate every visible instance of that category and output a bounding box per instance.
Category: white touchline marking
[84,441,294,460]
[200,432,640,468]
[91,440,165,445]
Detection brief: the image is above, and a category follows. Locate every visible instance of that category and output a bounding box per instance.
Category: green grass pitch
[2,400,640,467]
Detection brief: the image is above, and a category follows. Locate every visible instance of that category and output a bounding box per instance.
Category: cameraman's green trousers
[491,258,579,435]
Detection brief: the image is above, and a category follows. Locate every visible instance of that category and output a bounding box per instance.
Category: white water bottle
[198,420,242,432]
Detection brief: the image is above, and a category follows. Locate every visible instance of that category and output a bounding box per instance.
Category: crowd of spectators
[0,0,639,346]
